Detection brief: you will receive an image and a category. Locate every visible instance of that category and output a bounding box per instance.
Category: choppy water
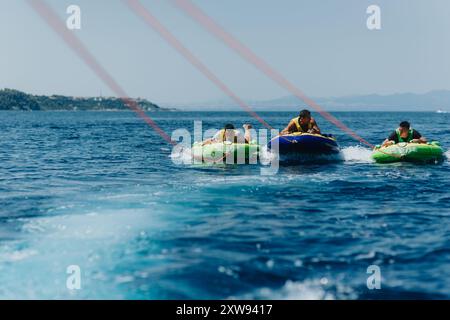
[0,111,449,299]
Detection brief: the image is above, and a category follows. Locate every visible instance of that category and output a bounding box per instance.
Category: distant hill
[252,90,450,111]
[169,90,450,111]
[0,89,167,111]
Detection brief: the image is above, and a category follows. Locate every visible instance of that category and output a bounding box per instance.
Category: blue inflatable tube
[268,133,340,155]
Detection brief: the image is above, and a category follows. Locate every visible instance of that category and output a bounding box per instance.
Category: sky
[1,0,449,105]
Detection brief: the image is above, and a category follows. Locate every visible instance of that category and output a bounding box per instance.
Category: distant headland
[0,89,170,111]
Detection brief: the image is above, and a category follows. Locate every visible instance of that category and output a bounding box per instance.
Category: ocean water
[0,111,449,300]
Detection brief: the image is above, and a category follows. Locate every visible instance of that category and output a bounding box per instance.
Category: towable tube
[372,141,444,163]
[191,141,260,163]
[268,133,340,155]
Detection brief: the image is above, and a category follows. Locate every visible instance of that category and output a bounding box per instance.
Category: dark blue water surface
[0,111,449,299]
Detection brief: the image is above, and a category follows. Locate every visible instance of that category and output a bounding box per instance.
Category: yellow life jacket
[291,117,313,133]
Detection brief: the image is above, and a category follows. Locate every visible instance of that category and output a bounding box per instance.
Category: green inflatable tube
[372,141,444,163]
[192,142,260,164]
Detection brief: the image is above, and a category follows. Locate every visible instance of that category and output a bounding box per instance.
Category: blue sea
[0,111,449,299]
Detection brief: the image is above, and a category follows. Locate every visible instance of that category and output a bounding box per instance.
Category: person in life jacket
[202,123,252,145]
[280,109,321,135]
[382,121,427,147]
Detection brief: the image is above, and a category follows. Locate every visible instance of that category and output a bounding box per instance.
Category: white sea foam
[231,280,333,300]
[341,146,374,163]
[0,248,39,262]
[169,145,193,164]
[231,278,358,300]
[0,208,165,299]
[21,210,158,240]
[232,280,332,300]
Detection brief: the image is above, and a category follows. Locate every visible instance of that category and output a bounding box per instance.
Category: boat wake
[340,146,374,163]
[272,146,374,164]
[0,195,167,299]
[231,279,357,300]
[170,145,194,164]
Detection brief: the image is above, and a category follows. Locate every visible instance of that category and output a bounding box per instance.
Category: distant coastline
[166,90,450,112]
[0,89,171,112]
